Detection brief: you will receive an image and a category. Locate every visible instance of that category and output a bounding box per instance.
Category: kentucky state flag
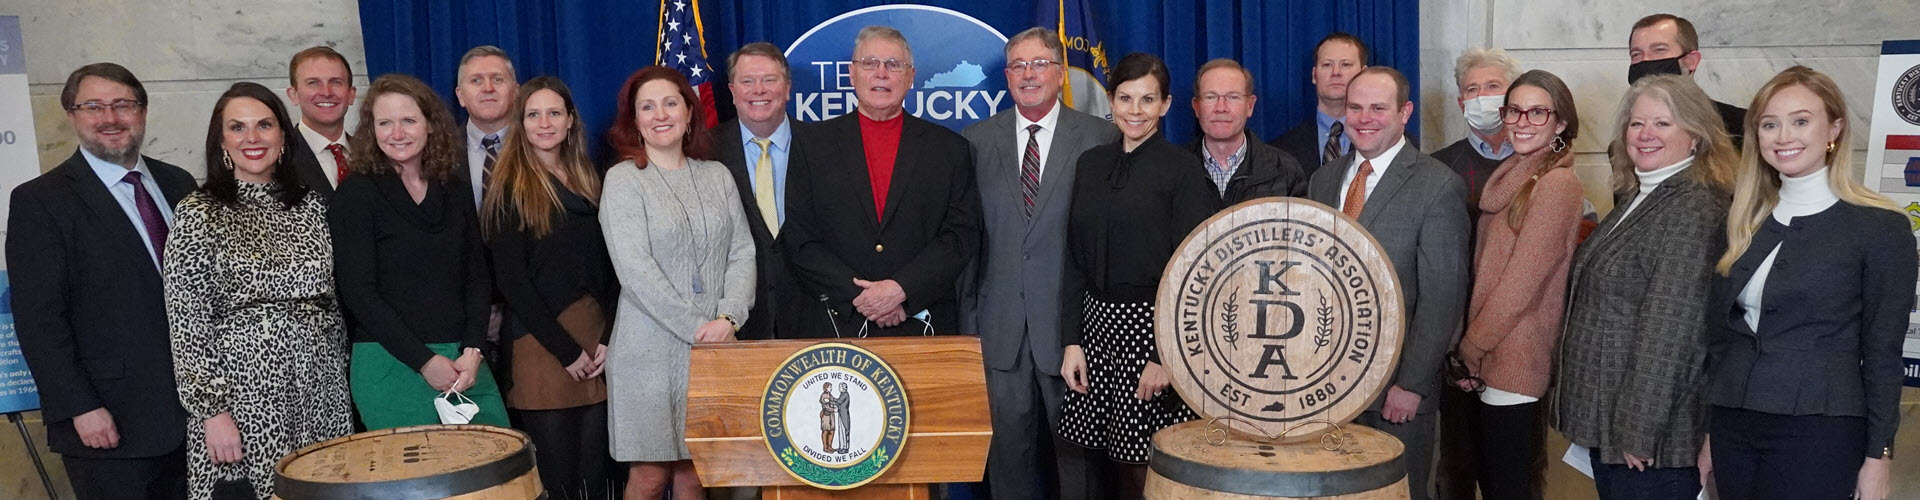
[1040,0,1112,120]
[657,0,719,129]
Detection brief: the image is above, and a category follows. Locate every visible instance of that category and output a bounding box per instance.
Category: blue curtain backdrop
[359,0,1420,162]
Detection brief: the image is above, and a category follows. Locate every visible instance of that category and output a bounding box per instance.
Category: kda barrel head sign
[1156,197,1405,441]
[760,342,911,490]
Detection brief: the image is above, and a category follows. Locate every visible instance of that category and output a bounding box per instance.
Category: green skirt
[351,342,510,429]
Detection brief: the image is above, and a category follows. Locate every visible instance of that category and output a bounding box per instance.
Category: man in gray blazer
[960,27,1119,500]
[1306,66,1469,500]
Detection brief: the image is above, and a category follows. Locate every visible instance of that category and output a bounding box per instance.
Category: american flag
[656,0,719,129]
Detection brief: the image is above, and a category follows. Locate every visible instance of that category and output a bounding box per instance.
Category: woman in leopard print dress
[164,82,353,500]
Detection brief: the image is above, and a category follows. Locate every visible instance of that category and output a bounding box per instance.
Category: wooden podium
[686,336,991,499]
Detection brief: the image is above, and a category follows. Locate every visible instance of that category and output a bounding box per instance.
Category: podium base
[763,484,931,499]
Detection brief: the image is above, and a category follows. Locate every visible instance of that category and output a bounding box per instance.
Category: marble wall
[5,2,364,498]
[17,0,367,178]
[1418,0,1916,212]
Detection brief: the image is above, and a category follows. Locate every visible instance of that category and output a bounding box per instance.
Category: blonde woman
[1701,66,1909,500]
[1553,74,1735,500]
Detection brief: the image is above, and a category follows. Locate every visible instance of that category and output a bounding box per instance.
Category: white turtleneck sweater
[1608,156,1694,234]
[1736,166,1840,330]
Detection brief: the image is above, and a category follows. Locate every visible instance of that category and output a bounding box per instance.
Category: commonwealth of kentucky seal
[1896,64,1920,126]
[760,343,910,490]
[1156,198,1405,441]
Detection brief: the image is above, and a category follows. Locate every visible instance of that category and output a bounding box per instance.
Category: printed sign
[1156,198,1404,441]
[1863,40,1920,387]
[0,16,43,414]
[784,5,1009,131]
[760,342,910,490]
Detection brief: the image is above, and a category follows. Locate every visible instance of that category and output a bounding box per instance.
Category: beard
[80,129,144,166]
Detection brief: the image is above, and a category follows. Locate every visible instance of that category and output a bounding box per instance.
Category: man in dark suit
[452,45,520,210]
[1627,14,1745,147]
[782,26,982,337]
[714,42,815,340]
[1271,32,1367,178]
[1306,66,1470,500]
[8,63,196,500]
[284,45,357,198]
[1186,58,1307,204]
[959,27,1118,500]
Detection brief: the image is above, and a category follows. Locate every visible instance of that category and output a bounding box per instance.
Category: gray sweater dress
[600,158,755,461]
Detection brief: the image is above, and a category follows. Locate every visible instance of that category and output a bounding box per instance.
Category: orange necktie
[1342,160,1374,219]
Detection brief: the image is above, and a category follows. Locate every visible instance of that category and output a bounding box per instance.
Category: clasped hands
[852,278,908,327]
[421,348,488,393]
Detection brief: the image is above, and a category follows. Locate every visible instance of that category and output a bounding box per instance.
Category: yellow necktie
[751,138,780,236]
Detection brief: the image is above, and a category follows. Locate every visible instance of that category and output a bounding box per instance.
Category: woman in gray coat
[599,66,755,500]
[1552,75,1734,500]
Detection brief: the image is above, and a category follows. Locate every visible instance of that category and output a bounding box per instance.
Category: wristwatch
[717,314,740,332]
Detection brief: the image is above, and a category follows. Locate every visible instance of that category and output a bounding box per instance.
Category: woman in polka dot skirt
[1057,52,1223,500]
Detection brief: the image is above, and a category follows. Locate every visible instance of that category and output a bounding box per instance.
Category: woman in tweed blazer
[1552,75,1734,500]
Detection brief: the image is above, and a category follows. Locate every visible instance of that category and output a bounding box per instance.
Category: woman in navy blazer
[1705,66,1913,500]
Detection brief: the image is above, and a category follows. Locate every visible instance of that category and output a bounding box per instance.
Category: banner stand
[7,412,56,500]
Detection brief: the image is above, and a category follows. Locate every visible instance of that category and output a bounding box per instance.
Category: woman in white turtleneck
[1702,66,1911,500]
[1552,74,1736,500]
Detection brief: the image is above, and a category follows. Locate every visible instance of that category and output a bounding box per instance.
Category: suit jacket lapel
[1310,151,1352,207]
[59,155,161,282]
[1604,182,1681,242]
[835,117,882,232]
[878,118,919,229]
[1357,151,1416,226]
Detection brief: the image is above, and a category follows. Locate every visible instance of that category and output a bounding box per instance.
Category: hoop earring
[222,150,235,170]
[1551,136,1568,153]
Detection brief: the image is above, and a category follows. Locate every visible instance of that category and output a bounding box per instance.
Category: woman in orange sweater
[1455,69,1585,500]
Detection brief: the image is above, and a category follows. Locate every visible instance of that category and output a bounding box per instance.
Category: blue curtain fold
[360,0,1418,161]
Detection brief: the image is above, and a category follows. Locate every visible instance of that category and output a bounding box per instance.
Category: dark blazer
[288,124,337,199]
[1715,100,1747,150]
[1269,119,1326,178]
[782,113,983,337]
[960,106,1118,373]
[6,151,196,458]
[1306,143,1470,413]
[714,117,817,339]
[1708,202,1914,456]
[1554,173,1727,467]
[1186,128,1308,204]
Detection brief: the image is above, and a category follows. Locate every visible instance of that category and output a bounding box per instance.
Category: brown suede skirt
[505,296,610,410]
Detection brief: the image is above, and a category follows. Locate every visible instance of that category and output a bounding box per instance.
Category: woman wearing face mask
[1452,70,1583,500]
[1701,66,1910,500]
[165,81,352,499]
[480,76,616,499]
[1056,52,1221,500]
[332,74,509,430]
[600,66,755,500]
[1553,74,1735,500]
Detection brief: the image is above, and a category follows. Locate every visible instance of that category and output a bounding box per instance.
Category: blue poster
[0,272,39,414]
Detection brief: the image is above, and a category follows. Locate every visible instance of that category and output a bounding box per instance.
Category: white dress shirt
[82,148,172,270]
[297,122,350,189]
[1336,136,1408,210]
[1013,101,1062,182]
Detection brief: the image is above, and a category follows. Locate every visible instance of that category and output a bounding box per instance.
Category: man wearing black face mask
[1628,14,1745,147]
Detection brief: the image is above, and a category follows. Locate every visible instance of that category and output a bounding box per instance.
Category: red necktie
[327,143,349,184]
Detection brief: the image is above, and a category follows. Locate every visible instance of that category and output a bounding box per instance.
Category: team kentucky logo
[1156,198,1405,441]
[760,343,910,490]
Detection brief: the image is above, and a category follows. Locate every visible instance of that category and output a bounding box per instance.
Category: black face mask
[1628,54,1691,84]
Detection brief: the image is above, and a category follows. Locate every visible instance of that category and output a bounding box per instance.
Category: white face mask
[1462,95,1504,135]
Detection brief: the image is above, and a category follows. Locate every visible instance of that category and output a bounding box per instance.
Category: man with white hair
[1431,47,1521,227]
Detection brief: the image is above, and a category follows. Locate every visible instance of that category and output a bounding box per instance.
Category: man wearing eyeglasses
[782,26,982,338]
[714,42,818,340]
[1185,58,1307,205]
[959,27,1117,500]
[8,62,196,500]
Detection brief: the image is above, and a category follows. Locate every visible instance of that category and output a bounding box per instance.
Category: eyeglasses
[1005,59,1059,74]
[855,57,913,73]
[1501,106,1557,126]
[68,99,145,116]
[1199,93,1249,105]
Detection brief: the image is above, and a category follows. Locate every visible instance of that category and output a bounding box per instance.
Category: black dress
[1057,134,1222,463]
